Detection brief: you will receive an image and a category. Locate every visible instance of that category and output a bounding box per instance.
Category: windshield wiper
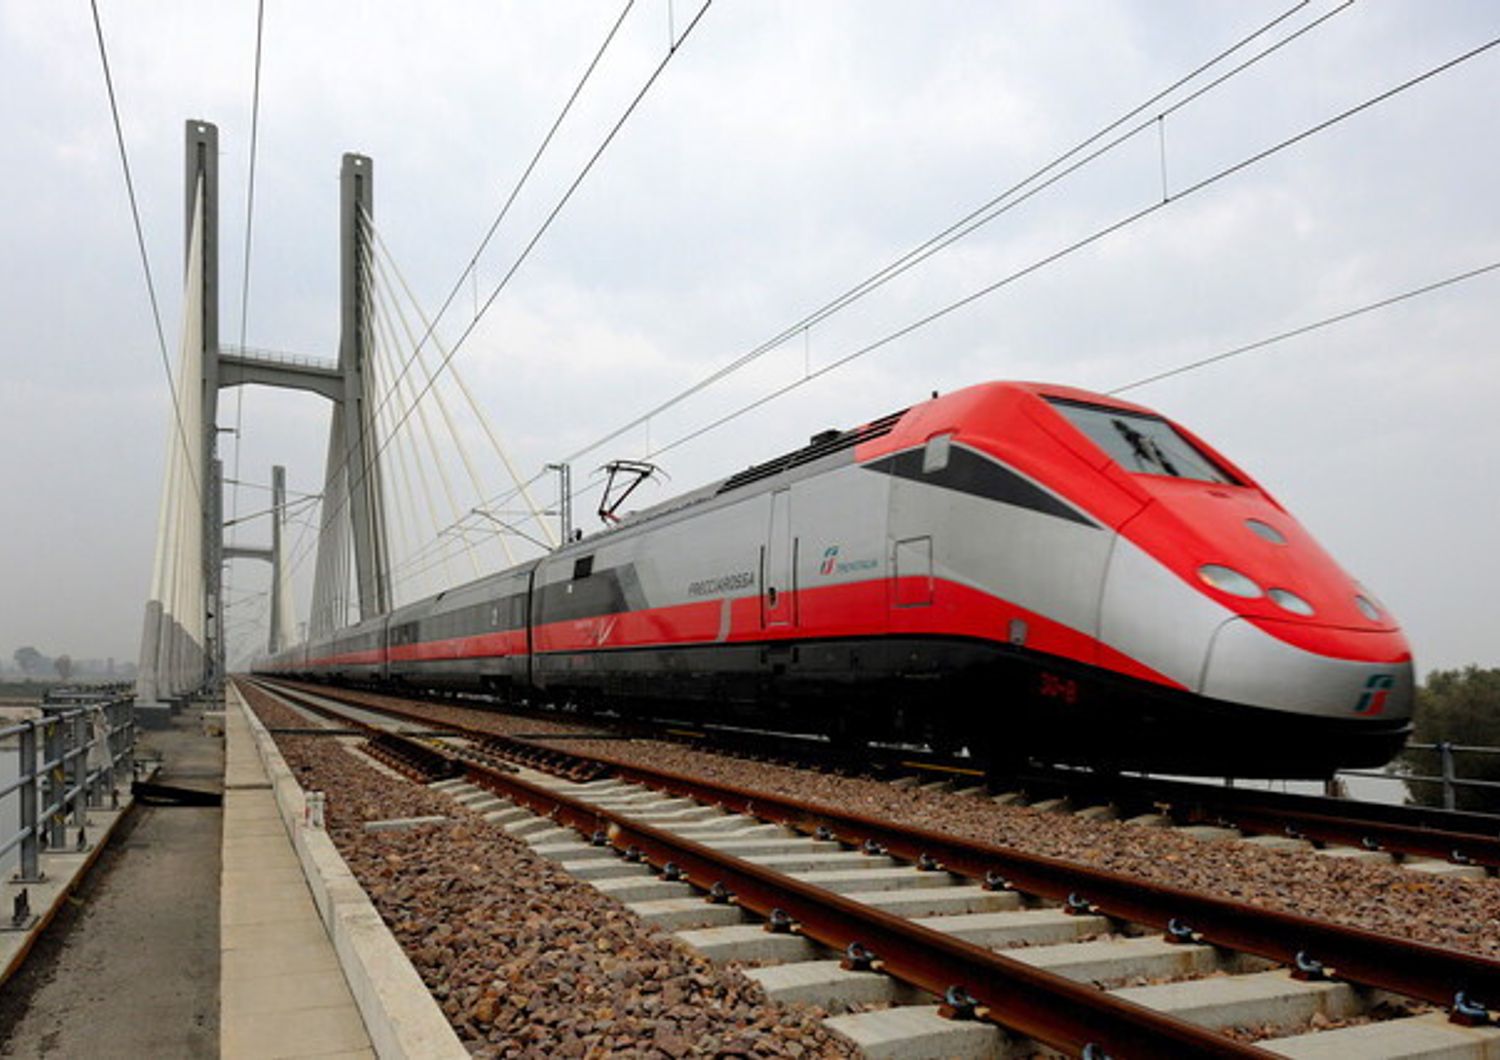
[1144,435,1181,477]
[1111,419,1161,473]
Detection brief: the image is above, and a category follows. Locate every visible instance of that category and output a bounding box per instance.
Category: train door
[763,488,795,627]
[892,536,934,607]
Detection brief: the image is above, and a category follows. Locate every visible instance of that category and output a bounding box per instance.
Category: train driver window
[1046,398,1237,485]
[922,432,953,473]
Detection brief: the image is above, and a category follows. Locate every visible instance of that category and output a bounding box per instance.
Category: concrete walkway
[0,706,222,1058]
[220,694,372,1060]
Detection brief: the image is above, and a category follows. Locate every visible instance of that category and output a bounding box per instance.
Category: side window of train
[573,555,594,580]
[922,432,953,473]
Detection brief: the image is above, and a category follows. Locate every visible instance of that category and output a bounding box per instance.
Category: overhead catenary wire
[1107,259,1500,395]
[228,0,268,548]
[89,0,198,502]
[385,463,619,591]
[452,19,1490,536]
[632,33,1500,464]
[221,491,320,530]
[288,1,714,588]
[453,0,1351,529]
[366,213,556,547]
[373,0,637,419]
[223,477,322,501]
[429,262,1500,582]
[556,0,1338,471]
[362,0,717,498]
[286,0,669,590]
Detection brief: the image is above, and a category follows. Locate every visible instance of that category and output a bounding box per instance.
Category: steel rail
[1176,799,1496,868]
[245,680,1266,1056]
[583,748,1500,1016]
[464,748,1269,1059]
[242,681,462,783]
[1011,768,1500,869]
[263,679,1500,867]
[252,678,1500,1021]
[266,678,1500,863]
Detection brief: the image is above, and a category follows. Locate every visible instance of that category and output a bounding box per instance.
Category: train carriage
[256,380,1414,778]
[386,568,534,693]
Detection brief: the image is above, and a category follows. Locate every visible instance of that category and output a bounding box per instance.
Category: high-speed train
[256,380,1413,778]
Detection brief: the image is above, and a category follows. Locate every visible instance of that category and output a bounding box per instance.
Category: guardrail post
[100,702,115,800]
[124,697,137,786]
[16,723,42,883]
[70,712,89,828]
[84,708,99,809]
[1440,741,1457,810]
[43,718,66,851]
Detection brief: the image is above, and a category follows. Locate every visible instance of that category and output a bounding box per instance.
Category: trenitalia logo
[819,545,878,577]
[1355,673,1395,715]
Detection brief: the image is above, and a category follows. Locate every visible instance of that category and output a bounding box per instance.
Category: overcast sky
[1,1,1496,676]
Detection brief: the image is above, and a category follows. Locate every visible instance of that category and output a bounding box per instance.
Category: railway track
[272,678,1499,878]
[1007,767,1500,873]
[249,677,1500,1058]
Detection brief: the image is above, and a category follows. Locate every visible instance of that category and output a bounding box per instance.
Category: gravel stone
[306,683,1500,960]
[240,682,856,1058]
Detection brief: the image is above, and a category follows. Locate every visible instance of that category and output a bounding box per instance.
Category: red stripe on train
[299,577,1183,691]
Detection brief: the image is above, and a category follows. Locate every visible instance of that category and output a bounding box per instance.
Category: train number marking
[1039,672,1079,705]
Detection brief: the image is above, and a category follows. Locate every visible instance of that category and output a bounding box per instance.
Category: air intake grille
[715,408,908,496]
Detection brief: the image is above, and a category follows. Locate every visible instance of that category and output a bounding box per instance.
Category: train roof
[576,380,1153,542]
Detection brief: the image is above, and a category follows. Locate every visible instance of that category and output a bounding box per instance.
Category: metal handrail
[0,693,136,884]
[219,342,337,372]
[1406,741,1500,757]
[1340,739,1500,811]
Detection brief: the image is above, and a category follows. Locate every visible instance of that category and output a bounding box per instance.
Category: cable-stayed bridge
[133,120,556,712]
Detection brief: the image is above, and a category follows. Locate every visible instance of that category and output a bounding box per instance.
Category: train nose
[1201,616,1415,720]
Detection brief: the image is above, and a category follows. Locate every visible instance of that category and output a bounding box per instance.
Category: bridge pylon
[135,120,391,705]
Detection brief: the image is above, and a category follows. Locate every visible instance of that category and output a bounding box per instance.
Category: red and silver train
[256,381,1413,778]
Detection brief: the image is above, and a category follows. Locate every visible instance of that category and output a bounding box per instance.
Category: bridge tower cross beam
[181,124,392,668]
[219,464,289,656]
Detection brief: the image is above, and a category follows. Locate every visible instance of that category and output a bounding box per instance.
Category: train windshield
[1047,398,1238,484]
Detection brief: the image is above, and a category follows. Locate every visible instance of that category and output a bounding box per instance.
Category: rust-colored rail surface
[1013,767,1500,871]
[245,679,1265,1057]
[264,678,1500,871]
[251,679,1500,1027]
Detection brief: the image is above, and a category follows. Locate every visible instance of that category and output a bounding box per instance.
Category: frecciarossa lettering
[687,571,755,597]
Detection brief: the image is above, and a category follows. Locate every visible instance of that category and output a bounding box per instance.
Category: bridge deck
[0,698,380,1058]
[222,699,373,1059]
[0,704,220,1055]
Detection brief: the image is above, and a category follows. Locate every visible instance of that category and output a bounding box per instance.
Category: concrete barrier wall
[232,688,467,1060]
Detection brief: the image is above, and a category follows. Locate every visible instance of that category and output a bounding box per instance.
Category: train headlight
[1354,594,1382,621]
[1267,588,1315,617]
[1197,564,1262,598]
[1245,519,1287,545]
